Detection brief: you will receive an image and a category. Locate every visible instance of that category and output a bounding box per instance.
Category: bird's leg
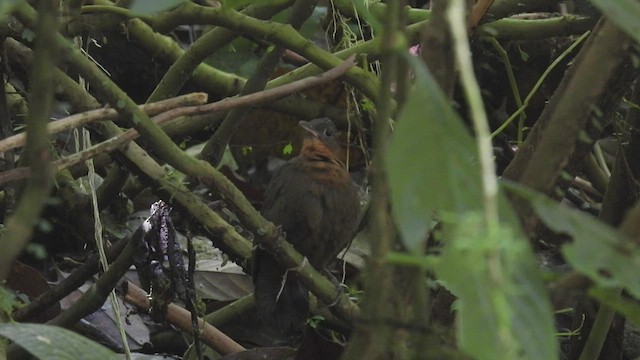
[275,272,287,302]
[276,257,309,301]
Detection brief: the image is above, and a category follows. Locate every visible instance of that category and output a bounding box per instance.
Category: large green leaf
[434,214,558,360]
[587,0,640,44]
[0,323,118,360]
[387,54,556,360]
[531,196,640,298]
[386,58,483,251]
[589,287,640,325]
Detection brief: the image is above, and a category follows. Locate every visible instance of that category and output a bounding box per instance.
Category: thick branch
[0,1,58,282]
[146,1,291,102]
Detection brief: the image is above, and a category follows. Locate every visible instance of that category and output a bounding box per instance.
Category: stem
[447,0,498,227]
[491,31,590,139]
[486,37,525,143]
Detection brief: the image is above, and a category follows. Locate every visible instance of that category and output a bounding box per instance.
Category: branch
[199,0,319,167]
[122,281,246,355]
[0,1,58,282]
[0,57,355,185]
[476,15,596,40]
[468,0,495,34]
[504,19,634,230]
[145,1,291,102]
[14,1,363,326]
[12,237,128,322]
[144,2,381,104]
[486,0,561,21]
[0,92,208,154]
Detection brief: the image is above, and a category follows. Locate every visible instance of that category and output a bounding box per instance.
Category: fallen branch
[122,281,246,355]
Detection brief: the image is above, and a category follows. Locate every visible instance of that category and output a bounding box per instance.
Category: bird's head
[298,118,341,160]
[298,118,340,153]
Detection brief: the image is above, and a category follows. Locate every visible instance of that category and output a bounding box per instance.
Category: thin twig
[468,0,495,34]
[0,92,208,154]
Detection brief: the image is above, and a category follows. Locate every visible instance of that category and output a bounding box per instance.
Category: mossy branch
[199,0,318,167]
[146,0,292,102]
[0,1,58,282]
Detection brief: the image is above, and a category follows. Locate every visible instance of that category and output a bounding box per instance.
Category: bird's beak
[298,121,319,138]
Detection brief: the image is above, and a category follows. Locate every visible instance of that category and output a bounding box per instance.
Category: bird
[253,117,360,343]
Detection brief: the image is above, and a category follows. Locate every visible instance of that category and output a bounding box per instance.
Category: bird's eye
[323,128,333,137]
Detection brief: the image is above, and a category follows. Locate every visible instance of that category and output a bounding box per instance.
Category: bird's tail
[253,250,309,340]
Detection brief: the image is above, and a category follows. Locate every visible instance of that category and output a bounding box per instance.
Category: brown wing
[260,157,322,248]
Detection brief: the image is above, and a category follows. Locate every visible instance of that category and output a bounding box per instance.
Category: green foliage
[306,314,325,329]
[516,44,530,62]
[129,0,184,15]
[387,58,483,251]
[589,287,640,325]
[282,142,293,155]
[0,287,17,319]
[507,181,640,326]
[0,323,119,360]
[20,28,34,42]
[587,0,640,43]
[360,98,375,113]
[25,243,47,259]
[524,190,640,298]
[36,218,52,233]
[435,214,557,360]
[386,58,557,360]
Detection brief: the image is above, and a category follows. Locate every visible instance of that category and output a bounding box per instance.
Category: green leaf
[530,195,640,298]
[282,142,293,155]
[517,44,529,62]
[21,28,35,42]
[386,57,483,251]
[587,0,640,44]
[589,287,640,325]
[129,0,184,15]
[0,323,118,360]
[434,214,558,360]
[0,287,17,317]
[25,243,47,259]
